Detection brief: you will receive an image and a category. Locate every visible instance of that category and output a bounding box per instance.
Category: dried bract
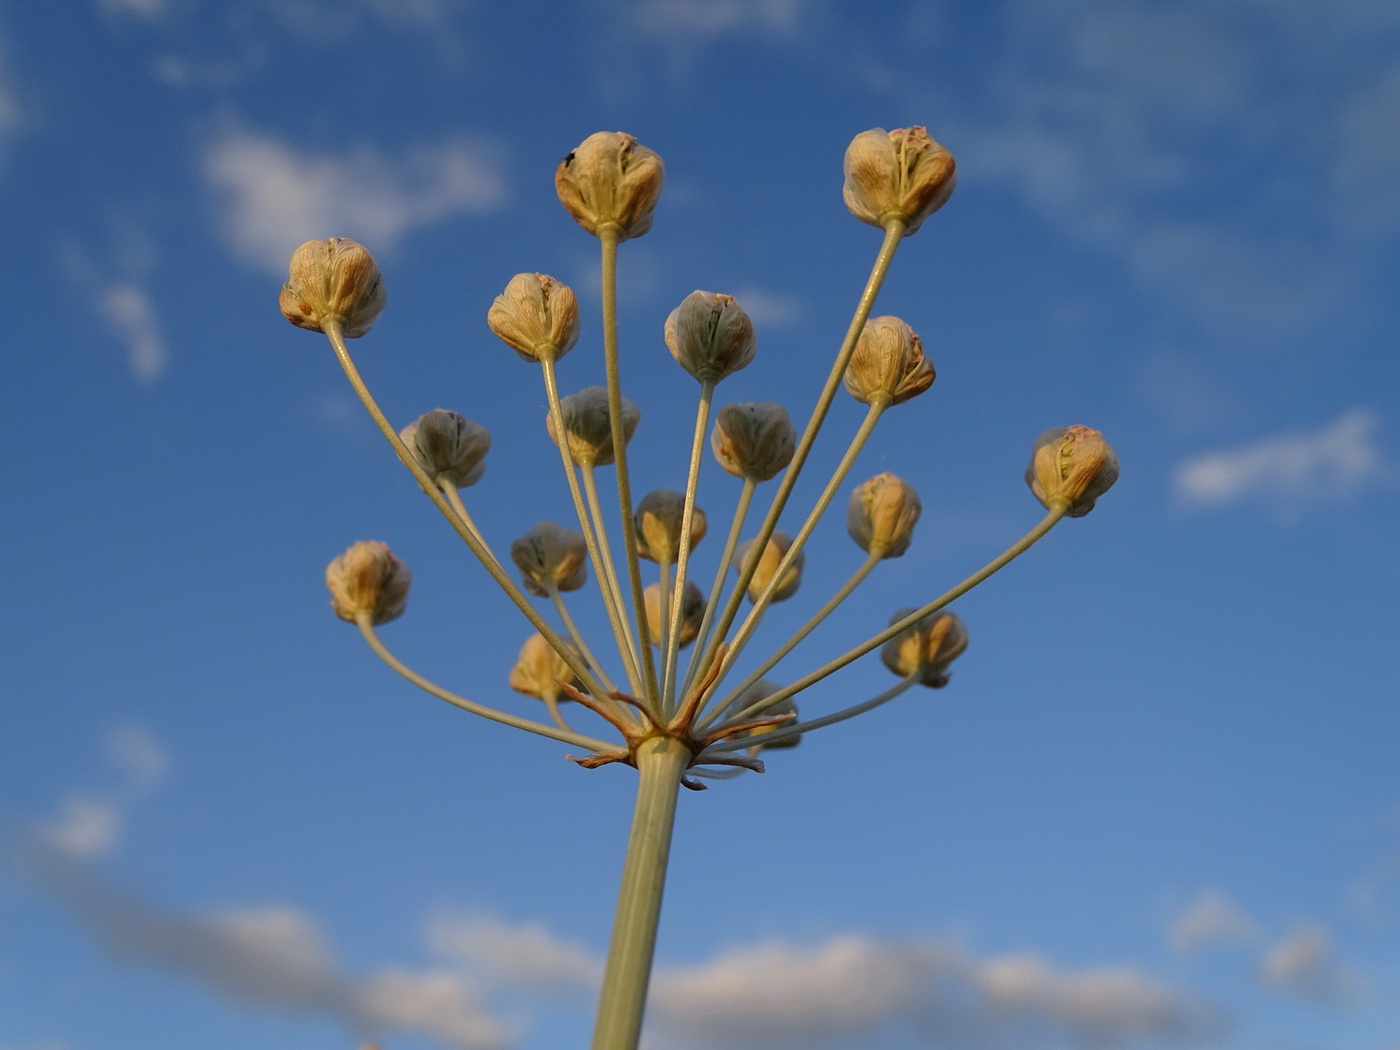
[710,402,795,481]
[326,541,411,626]
[487,272,580,362]
[881,608,968,688]
[509,633,584,704]
[546,386,641,467]
[847,473,921,558]
[843,126,956,236]
[1025,425,1119,518]
[644,580,705,649]
[555,131,664,241]
[399,409,491,488]
[735,531,803,603]
[635,490,708,563]
[280,238,386,338]
[844,316,935,407]
[664,291,756,383]
[510,521,588,597]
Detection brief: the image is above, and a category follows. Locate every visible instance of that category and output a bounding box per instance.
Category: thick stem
[590,736,690,1050]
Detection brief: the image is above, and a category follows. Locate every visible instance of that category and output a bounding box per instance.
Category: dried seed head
[510,521,588,596]
[509,633,584,704]
[644,580,705,649]
[635,490,708,563]
[843,126,956,236]
[555,131,664,241]
[280,238,386,338]
[399,409,490,489]
[710,402,795,481]
[486,272,580,362]
[844,316,935,407]
[664,291,757,383]
[735,530,803,603]
[545,386,642,466]
[881,608,968,688]
[847,473,921,558]
[1025,425,1120,518]
[326,541,410,626]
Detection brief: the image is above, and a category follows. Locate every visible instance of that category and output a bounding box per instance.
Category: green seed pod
[847,473,921,558]
[1025,425,1119,518]
[710,402,795,481]
[399,409,490,489]
[664,291,757,383]
[280,237,386,338]
[881,608,968,688]
[843,316,935,407]
[843,126,957,236]
[735,531,803,603]
[486,272,580,362]
[545,386,641,467]
[326,541,410,626]
[555,131,664,241]
[510,521,588,597]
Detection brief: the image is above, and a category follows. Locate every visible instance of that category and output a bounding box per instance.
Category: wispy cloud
[729,287,802,328]
[94,281,168,382]
[628,0,811,42]
[96,0,167,19]
[1169,890,1257,954]
[651,935,1225,1048]
[1173,409,1388,512]
[37,724,169,858]
[202,126,508,273]
[429,913,602,992]
[1260,925,1361,1005]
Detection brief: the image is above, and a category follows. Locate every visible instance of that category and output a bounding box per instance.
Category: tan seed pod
[847,473,921,558]
[326,541,411,626]
[733,681,799,751]
[635,490,708,563]
[644,580,705,649]
[1025,425,1119,518]
[486,272,580,362]
[545,386,641,466]
[664,291,756,383]
[399,409,490,489]
[843,126,956,236]
[510,521,588,596]
[555,131,664,241]
[280,237,386,338]
[735,531,803,603]
[710,402,795,481]
[843,316,935,407]
[881,608,968,688]
[509,633,584,704]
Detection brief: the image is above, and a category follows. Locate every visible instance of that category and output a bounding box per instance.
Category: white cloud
[729,287,802,328]
[651,935,1224,1048]
[96,0,166,18]
[1174,409,1388,511]
[630,0,809,41]
[39,794,122,858]
[429,913,601,992]
[202,127,508,273]
[1260,925,1361,1005]
[95,281,168,383]
[106,723,170,792]
[1169,890,1258,954]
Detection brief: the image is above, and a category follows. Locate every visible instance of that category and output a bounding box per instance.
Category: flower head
[510,521,588,596]
[843,127,956,236]
[644,581,705,649]
[881,609,968,688]
[664,291,756,383]
[509,634,584,703]
[847,473,921,558]
[1025,425,1119,518]
[555,132,664,240]
[710,402,795,482]
[546,386,641,467]
[399,410,490,489]
[326,541,411,625]
[735,531,803,603]
[844,316,935,407]
[280,238,386,338]
[635,490,708,564]
[487,272,580,362]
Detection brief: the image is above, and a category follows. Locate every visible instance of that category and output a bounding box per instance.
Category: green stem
[710,673,918,752]
[731,503,1070,721]
[694,220,905,682]
[590,736,690,1050]
[679,477,756,699]
[356,618,619,755]
[582,463,644,687]
[662,379,715,715]
[324,322,607,704]
[547,581,617,696]
[598,225,660,707]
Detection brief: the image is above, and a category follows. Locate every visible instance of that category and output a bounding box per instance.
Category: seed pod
[280,238,386,338]
[509,633,584,704]
[1025,425,1119,518]
[710,402,795,481]
[843,126,956,236]
[843,316,935,406]
[734,681,799,751]
[555,131,664,241]
[735,531,803,603]
[486,272,580,362]
[644,580,705,649]
[326,541,410,626]
[881,608,968,688]
[664,291,756,383]
[634,490,708,563]
[510,521,588,596]
[847,474,921,558]
[545,386,641,466]
[399,410,491,488]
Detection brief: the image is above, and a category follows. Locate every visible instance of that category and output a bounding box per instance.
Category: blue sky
[3,0,1399,1048]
